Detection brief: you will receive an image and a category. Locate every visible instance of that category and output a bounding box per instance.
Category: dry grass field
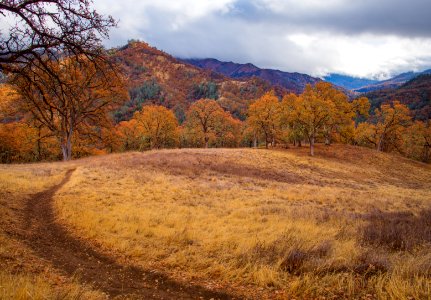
[1,144,430,299]
[0,163,105,299]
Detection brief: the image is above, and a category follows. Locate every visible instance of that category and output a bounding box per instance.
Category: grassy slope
[1,144,430,299]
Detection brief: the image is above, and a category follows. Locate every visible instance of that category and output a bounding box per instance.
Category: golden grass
[0,163,105,300]
[1,145,430,298]
[47,145,431,299]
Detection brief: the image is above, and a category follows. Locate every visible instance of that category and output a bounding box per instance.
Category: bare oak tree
[0,0,116,73]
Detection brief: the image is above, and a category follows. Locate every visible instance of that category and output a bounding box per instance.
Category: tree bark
[377,134,384,152]
[309,134,315,156]
[325,135,331,146]
[37,126,42,161]
[61,130,73,161]
[264,132,269,149]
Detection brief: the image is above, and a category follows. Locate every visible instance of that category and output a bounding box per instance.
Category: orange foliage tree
[402,121,431,162]
[185,99,240,148]
[356,101,412,152]
[133,105,179,149]
[10,56,127,160]
[115,119,143,151]
[247,91,281,148]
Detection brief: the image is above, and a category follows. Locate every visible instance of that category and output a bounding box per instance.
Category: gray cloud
[94,0,431,78]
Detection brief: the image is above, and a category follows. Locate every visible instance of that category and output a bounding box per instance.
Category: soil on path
[23,169,233,299]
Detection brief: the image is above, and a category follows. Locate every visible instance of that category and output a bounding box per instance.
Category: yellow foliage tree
[373,100,411,152]
[402,121,431,162]
[247,91,280,148]
[133,105,179,149]
[280,83,370,156]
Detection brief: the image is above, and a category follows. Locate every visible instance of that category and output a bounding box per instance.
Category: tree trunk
[309,134,315,156]
[204,136,209,148]
[377,134,384,152]
[61,131,73,161]
[298,139,302,147]
[422,145,430,163]
[325,135,331,146]
[253,134,257,148]
[37,126,42,160]
[265,132,269,149]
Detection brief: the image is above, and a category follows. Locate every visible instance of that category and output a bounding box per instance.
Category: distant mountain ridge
[355,69,431,93]
[326,69,431,92]
[323,74,379,90]
[181,58,321,94]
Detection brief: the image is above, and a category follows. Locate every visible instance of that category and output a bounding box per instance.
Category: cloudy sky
[94,0,431,79]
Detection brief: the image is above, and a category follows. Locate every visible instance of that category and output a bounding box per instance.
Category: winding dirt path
[23,169,233,299]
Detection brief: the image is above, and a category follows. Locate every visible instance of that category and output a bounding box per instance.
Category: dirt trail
[23,169,233,299]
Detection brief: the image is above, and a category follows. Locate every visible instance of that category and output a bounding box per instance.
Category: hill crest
[181,57,320,94]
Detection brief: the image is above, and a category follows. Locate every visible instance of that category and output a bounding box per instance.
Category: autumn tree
[354,100,412,153]
[372,101,411,152]
[0,84,22,120]
[212,113,242,147]
[402,121,431,162]
[10,56,127,160]
[133,105,179,149]
[280,93,305,147]
[0,121,58,162]
[115,119,143,151]
[247,91,280,148]
[186,99,229,148]
[286,84,336,155]
[354,122,378,148]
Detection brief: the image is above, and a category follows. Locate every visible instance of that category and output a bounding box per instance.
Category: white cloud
[93,0,431,78]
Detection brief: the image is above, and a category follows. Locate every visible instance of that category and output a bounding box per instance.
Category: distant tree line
[1,79,430,163]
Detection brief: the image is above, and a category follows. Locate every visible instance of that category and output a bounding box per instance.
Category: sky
[93,0,431,79]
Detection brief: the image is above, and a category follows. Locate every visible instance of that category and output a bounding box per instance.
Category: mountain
[363,74,431,120]
[180,58,320,94]
[354,69,431,93]
[323,74,379,90]
[109,41,285,121]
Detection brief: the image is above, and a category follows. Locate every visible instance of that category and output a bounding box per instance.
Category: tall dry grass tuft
[361,208,431,251]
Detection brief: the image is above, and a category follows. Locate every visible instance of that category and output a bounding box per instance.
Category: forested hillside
[110,41,284,121]
[364,74,431,120]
